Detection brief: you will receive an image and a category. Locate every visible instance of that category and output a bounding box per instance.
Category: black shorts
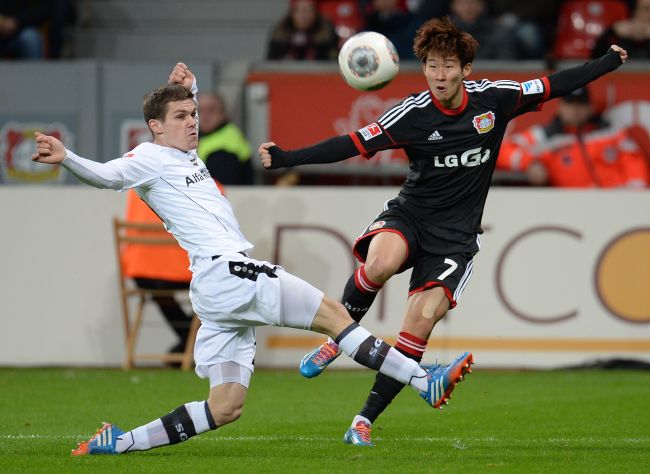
[352,199,479,308]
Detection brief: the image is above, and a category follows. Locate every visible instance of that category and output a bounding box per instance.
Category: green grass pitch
[2,367,649,473]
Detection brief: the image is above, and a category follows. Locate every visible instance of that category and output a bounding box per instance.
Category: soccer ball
[338,32,400,91]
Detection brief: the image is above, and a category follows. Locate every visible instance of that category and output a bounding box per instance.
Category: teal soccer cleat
[343,420,374,447]
[71,422,126,455]
[299,338,341,378]
[420,352,474,409]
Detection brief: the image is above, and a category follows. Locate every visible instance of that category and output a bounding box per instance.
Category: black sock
[341,266,382,323]
[359,347,423,423]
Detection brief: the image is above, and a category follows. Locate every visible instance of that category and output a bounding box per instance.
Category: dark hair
[143,84,194,125]
[413,16,479,66]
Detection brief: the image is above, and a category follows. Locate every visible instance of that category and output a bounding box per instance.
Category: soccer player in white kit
[32,63,473,455]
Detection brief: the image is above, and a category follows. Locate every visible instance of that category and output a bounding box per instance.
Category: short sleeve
[349,94,425,158]
[494,77,551,119]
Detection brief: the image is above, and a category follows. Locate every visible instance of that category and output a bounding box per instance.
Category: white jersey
[62,140,252,266]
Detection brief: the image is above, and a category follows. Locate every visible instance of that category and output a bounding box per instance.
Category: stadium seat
[553,0,629,59]
[112,217,200,371]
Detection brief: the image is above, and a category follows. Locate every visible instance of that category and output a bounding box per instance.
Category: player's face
[423,54,472,109]
[152,99,199,152]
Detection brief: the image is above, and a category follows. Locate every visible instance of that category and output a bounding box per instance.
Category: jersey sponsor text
[185,168,211,186]
[433,147,491,168]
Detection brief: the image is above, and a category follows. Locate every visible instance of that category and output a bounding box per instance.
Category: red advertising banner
[248,69,650,169]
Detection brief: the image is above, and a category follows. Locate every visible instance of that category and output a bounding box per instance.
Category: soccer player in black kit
[259,17,628,446]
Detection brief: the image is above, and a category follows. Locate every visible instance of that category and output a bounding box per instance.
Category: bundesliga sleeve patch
[520,79,544,95]
[359,123,382,141]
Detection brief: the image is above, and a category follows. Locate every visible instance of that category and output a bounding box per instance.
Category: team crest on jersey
[359,123,382,141]
[472,112,495,134]
[368,220,386,231]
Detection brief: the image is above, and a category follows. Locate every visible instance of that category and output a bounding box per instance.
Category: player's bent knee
[364,256,399,282]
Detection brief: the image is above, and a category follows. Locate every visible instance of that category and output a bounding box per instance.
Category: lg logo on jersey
[433,147,491,168]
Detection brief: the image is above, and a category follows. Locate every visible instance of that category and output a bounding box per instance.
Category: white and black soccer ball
[338,32,400,91]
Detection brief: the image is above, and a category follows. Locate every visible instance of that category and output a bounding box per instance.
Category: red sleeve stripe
[348,132,370,158]
[541,76,551,101]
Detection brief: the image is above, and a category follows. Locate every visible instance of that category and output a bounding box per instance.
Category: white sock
[336,323,428,390]
[352,415,371,427]
[382,347,428,391]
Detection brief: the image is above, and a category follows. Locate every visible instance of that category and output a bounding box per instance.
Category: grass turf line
[1,368,649,473]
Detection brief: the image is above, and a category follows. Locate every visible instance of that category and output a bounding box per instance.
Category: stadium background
[0,0,649,370]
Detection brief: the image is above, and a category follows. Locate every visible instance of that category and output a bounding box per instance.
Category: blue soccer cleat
[71,422,126,455]
[299,338,341,378]
[420,352,474,409]
[343,420,374,447]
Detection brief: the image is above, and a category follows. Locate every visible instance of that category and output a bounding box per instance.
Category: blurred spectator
[317,0,364,45]
[406,0,451,24]
[267,0,339,60]
[449,0,517,60]
[362,0,419,60]
[122,190,193,359]
[0,0,70,59]
[498,87,649,188]
[47,0,71,59]
[592,0,650,59]
[491,1,562,59]
[0,0,51,59]
[197,92,254,185]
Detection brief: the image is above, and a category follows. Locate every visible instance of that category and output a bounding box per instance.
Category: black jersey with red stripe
[349,77,550,239]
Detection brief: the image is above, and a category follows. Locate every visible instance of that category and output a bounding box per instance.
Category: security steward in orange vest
[497,87,649,188]
[122,190,193,356]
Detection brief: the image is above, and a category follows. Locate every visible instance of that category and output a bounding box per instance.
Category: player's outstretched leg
[299,337,341,378]
[310,298,470,410]
[420,352,474,409]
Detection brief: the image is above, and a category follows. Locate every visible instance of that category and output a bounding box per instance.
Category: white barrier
[1,187,648,368]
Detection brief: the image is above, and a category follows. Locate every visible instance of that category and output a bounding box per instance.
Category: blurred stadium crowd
[1,0,650,188]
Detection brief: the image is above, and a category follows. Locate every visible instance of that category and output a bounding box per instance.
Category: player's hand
[168,62,195,89]
[31,132,66,164]
[258,141,276,169]
[609,45,628,63]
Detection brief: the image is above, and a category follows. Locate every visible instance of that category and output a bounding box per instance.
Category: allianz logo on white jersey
[428,130,443,141]
[433,147,491,168]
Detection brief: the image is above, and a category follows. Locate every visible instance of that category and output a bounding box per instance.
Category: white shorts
[190,253,324,377]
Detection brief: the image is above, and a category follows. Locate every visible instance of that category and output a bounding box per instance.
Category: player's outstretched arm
[258,135,360,170]
[546,45,627,100]
[32,132,139,190]
[31,132,66,165]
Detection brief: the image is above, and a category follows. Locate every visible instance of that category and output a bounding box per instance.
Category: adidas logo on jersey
[428,130,443,141]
